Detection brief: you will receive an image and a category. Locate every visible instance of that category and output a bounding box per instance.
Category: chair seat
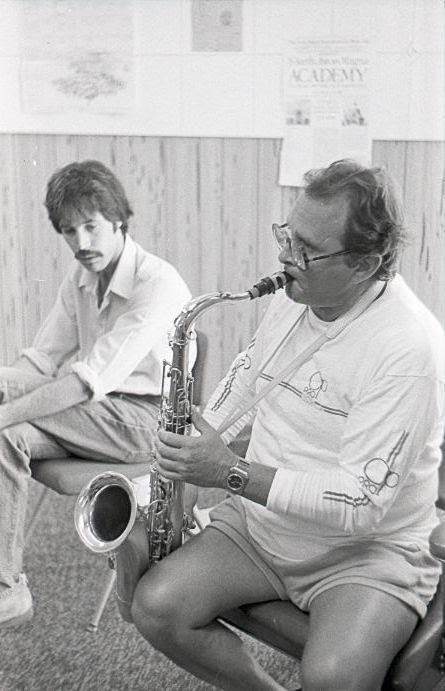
[221,600,308,658]
[30,458,150,496]
[384,580,443,690]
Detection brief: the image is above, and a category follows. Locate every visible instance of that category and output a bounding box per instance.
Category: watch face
[227,472,244,491]
[226,465,249,493]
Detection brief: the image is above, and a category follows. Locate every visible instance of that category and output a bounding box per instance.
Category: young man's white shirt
[22,235,195,400]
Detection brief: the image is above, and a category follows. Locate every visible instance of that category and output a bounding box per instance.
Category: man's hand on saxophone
[154,406,277,507]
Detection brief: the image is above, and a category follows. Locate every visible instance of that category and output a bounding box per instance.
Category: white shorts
[208,496,441,619]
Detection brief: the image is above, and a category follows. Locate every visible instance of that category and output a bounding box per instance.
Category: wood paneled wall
[0,135,443,401]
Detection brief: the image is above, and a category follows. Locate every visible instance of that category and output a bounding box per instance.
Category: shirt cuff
[71,362,106,402]
[21,348,58,377]
[266,467,299,514]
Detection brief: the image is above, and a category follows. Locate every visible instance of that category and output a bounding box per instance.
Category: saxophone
[74,271,290,622]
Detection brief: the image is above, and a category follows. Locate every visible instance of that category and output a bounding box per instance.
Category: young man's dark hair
[45,160,134,234]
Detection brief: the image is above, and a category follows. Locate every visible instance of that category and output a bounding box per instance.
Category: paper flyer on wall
[192,0,243,52]
[20,0,134,114]
[279,39,371,187]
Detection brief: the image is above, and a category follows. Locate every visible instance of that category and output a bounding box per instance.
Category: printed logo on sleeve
[359,457,400,494]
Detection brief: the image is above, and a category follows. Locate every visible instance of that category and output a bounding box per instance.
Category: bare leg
[301,584,419,691]
[132,528,287,691]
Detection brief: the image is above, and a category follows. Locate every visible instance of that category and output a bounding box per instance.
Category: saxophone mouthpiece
[247,271,291,299]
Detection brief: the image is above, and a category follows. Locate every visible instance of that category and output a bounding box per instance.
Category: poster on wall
[279,39,371,186]
[192,0,243,52]
[20,0,134,114]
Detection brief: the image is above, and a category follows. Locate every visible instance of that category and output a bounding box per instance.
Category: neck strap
[217,281,384,436]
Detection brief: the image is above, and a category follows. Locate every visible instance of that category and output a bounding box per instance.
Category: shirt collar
[78,234,137,300]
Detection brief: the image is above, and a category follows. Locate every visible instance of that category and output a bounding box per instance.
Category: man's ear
[352,254,382,281]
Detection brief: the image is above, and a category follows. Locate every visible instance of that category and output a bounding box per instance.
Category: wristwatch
[225,457,250,495]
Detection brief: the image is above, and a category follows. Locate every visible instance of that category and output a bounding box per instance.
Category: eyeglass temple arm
[309,249,351,263]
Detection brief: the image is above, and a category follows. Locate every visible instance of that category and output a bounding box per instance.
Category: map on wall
[20,0,134,114]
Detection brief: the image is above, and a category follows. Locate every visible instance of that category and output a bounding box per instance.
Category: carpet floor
[0,480,301,691]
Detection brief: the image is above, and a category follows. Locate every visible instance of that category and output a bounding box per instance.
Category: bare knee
[131,572,188,650]
[301,654,348,691]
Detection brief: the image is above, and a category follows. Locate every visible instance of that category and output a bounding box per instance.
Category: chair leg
[87,568,116,633]
[25,485,51,544]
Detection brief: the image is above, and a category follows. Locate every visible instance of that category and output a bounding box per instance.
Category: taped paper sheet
[279,39,371,186]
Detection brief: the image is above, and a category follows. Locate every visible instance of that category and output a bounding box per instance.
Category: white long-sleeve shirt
[22,235,195,401]
[204,275,445,560]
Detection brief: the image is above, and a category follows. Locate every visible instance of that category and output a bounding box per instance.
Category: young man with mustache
[131,160,444,691]
[0,160,194,627]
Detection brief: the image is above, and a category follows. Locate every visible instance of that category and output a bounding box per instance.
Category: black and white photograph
[0,1,444,690]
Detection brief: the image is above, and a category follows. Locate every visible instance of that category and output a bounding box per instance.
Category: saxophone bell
[75,471,157,623]
[74,472,139,554]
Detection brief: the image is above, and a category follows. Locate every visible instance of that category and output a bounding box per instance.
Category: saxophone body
[74,271,290,621]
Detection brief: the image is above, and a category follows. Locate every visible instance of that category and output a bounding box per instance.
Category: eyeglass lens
[272,224,307,269]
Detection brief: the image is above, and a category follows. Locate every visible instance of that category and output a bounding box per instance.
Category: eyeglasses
[272,223,351,271]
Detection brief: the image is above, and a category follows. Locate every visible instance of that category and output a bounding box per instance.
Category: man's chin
[285,281,310,308]
[78,258,103,272]
[82,265,102,274]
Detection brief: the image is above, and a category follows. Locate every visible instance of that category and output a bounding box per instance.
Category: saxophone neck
[171,270,290,344]
[172,290,250,345]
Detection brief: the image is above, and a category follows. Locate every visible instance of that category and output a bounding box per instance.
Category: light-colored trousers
[0,367,159,587]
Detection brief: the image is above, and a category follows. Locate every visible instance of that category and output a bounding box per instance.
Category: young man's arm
[8,356,45,374]
[0,373,89,430]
